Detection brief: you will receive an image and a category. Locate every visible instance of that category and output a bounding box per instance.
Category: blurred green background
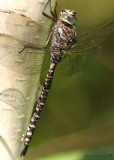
[25,0,114,159]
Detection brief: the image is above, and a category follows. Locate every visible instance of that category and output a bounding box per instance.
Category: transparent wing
[0,10,52,46]
[0,11,55,75]
[71,20,114,53]
[0,34,50,75]
[54,46,102,77]
[1,33,101,78]
[55,20,114,76]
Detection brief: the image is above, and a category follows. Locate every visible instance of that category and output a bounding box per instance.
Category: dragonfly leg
[49,0,57,20]
[19,46,27,53]
[42,0,57,22]
[19,30,54,53]
[19,0,57,54]
[54,1,57,18]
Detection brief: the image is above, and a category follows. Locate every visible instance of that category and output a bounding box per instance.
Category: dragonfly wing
[56,46,102,77]
[57,20,114,77]
[0,10,52,46]
[0,34,50,75]
[71,20,114,53]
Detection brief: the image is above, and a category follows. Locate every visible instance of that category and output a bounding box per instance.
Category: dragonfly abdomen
[21,62,56,156]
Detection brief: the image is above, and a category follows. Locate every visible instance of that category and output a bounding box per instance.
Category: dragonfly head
[59,9,77,25]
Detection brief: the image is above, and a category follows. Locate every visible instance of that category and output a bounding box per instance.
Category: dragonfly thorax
[50,20,77,64]
[59,9,77,26]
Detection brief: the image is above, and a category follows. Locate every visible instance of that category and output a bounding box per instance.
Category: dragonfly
[0,0,113,157]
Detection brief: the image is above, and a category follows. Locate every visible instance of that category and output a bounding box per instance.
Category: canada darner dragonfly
[20,0,78,155]
[0,0,113,157]
[19,0,114,156]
